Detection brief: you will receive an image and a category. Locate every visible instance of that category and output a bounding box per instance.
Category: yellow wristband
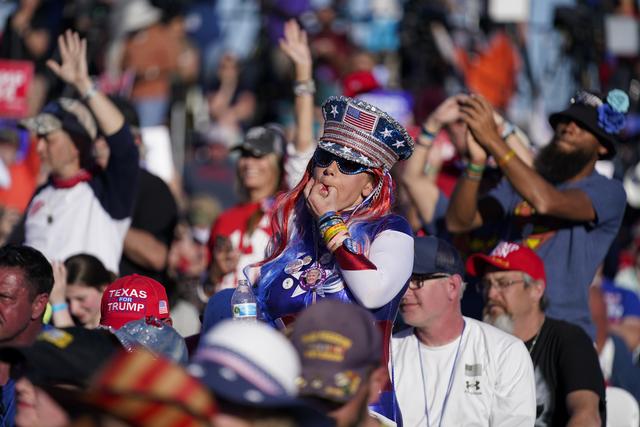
[497,149,515,168]
[323,224,348,243]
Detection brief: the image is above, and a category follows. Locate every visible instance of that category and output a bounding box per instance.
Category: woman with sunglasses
[205,20,316,293]
[256,96,415,338]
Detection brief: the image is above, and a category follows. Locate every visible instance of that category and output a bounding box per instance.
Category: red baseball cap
[466,241,546,283]
[100,274,170,329]
[342,71,380,98]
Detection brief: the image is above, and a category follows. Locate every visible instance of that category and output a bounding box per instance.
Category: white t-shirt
[391,317,536,427]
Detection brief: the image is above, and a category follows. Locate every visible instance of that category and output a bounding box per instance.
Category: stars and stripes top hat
[319,96,414,170]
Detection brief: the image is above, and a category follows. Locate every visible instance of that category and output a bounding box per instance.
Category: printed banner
[0,60,33,118]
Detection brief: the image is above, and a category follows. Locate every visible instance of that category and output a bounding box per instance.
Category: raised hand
[50,260,68,305]
[46,30,91,93]
[425,94,467,131]
[466,127,488,165]
[279,19,312,81]
[459,94,502,150]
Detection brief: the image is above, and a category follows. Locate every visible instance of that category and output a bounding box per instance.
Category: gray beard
[483,312,515,335]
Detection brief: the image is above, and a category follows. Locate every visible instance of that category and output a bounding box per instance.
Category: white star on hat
[341,146,353,154]
[392,139,405,148]
[381,127,393,138]
[330,105,339,118]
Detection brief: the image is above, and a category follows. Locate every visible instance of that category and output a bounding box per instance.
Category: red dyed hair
[261,163,393,265]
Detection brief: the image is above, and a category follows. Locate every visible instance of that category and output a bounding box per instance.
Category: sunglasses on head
[312,149,370,175]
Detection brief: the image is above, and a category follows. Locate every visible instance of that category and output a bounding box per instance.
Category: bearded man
[445,90,628,338]
[467,241,606,427]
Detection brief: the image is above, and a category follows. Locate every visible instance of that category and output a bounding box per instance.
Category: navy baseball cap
[201,288,234,334]
[413,236,464,277]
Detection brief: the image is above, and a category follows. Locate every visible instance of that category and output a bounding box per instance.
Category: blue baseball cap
[201,288,234,334]
[413,236,464,277]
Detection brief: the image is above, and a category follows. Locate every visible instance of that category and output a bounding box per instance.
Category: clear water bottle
[231,279,257,322]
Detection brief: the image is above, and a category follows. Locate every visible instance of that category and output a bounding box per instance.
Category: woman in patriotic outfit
[256,95,415,340]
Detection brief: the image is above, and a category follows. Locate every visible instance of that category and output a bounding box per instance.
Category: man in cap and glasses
[468,241,606,427]
[390,236,535,426]
[11,30,139,275]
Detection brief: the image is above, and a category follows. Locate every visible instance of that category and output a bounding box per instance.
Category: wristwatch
[501,121,517,140]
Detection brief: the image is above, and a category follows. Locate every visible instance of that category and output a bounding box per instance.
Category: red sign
[0,60,33,118]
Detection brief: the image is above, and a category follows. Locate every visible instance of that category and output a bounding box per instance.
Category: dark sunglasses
[238,147,269,159]
[312,149,370,175]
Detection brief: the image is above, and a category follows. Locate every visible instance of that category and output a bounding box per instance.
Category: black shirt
[119,169,178,284]
[526,317,606,426]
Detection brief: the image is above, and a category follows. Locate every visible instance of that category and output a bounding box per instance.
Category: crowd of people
[0,0,640,426]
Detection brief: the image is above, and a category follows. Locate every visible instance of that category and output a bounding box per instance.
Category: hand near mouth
[304,177,338,218]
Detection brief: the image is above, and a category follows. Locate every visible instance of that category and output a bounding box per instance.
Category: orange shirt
[456,32,520,110]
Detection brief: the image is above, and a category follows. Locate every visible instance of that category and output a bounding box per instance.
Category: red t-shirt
[207,201,273,289]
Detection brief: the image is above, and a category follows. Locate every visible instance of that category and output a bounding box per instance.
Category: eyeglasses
[476,278,526,294]
[408,274,451,290]
[312,149,370,175]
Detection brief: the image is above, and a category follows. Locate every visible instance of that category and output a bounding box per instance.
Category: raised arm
[402,96,463,225]
[459,95,596,221]
[47,30,124,136]
[280,19,314,154]
[445,109,490,233]
[402,144,441,226]
[47,30,138,217]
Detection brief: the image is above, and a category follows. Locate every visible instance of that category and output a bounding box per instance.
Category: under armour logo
[465,380,480,392]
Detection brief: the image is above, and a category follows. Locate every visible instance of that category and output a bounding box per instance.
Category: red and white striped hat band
[319,96,414,170]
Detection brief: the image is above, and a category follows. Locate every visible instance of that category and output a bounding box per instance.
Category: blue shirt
[602,279,640,322]
[487,171,626,338]
[0,378,14,427]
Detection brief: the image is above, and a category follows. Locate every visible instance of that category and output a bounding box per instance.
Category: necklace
[416,321,466,427]
[527,318,546,355]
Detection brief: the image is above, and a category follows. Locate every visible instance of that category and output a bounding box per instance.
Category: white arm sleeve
[284,143,315,190]
[340,229,414,309]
